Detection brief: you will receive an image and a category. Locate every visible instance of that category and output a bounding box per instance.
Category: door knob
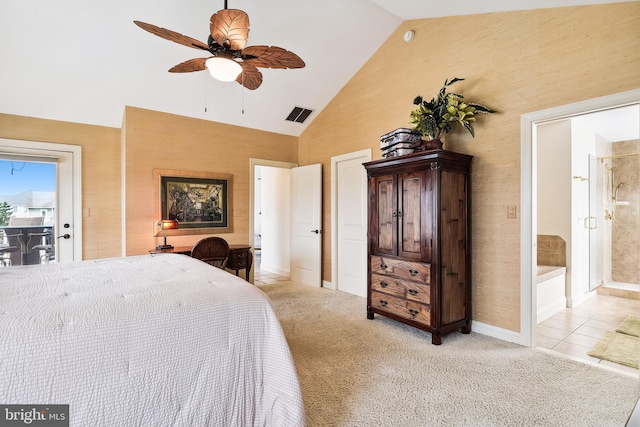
[311,229,321,234]
[57,234,71,240]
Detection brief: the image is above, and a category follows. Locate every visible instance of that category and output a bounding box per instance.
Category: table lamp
[156,219,179,250]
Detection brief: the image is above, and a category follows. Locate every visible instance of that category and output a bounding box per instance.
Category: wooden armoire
[363,150,472,345]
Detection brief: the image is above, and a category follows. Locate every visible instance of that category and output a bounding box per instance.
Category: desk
[228,245,253,282]
[150,246,192,256]
[150,244,253,281]
[0,225,53,266]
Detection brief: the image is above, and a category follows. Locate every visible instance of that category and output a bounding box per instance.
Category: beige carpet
[260,281,640,427]
[588,315,640,369]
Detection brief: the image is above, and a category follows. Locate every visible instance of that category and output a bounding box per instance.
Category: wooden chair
[191,237,230,269]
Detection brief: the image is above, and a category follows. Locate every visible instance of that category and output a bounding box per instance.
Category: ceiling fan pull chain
[204,73,208,113]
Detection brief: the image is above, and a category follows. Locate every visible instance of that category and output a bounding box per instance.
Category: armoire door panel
[399,172,422,258]
[374,175,396,255]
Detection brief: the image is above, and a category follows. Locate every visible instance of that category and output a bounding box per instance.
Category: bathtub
[537,265,567,323]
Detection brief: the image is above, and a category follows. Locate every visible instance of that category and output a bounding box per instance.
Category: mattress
[0,254,305,426]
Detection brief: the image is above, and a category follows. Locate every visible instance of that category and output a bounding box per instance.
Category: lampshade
[156,219,179,250]
[159,219,179,231]
[205,57,242,82]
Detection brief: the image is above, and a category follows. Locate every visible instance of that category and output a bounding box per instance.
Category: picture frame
[153,169,233,236]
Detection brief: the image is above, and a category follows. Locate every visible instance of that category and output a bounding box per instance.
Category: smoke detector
[403,30,415,43]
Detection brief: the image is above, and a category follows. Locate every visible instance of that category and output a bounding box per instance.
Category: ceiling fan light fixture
[205,57,242,82]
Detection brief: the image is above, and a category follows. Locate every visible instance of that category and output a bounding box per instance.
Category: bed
[0,254,305,426]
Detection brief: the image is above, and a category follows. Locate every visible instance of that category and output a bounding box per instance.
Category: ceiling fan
[134,2,305,90]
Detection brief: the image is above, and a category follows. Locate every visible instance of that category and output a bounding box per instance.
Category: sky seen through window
[0,160,56,196]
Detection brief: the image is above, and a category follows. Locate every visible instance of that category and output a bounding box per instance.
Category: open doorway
[253,164,291,276]
[521,89,640,361]
[250,158,323,287]
[250,159,296,281]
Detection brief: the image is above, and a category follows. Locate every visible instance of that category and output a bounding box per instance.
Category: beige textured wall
[299,3,640,331]
[122,106,298,255]
[0,113,122,260]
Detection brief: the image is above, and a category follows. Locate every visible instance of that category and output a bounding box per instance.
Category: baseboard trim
[567,289,596,308]
[537,298,567,323]
[322,280,335,290]
[472,321,526,346]
[258,264,289,277]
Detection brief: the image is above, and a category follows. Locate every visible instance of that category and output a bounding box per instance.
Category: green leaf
[464,123,475,137]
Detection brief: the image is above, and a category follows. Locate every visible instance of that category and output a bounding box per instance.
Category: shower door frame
[588,154,606,292]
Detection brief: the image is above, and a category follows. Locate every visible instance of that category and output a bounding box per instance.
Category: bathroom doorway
[528,95,640,373]
[522,89,640,348]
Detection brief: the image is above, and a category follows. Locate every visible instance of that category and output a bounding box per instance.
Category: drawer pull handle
[380,281,388,288]
[408,309,419,316]
[380,300,388,307]
[380,263,388,270]
[409,269,418,276]
[408,289,418,296]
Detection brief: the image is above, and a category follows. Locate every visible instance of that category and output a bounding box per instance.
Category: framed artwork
[153,169,233,235]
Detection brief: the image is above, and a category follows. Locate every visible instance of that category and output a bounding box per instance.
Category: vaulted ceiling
[0,0,633,136]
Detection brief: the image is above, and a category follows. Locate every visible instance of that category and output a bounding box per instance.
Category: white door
[0,139,81,263]
[291,164,322,287]
[333,150,370,297]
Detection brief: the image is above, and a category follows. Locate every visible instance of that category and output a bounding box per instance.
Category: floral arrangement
[410,77,496,140]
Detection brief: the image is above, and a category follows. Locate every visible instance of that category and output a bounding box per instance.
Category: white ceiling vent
[285,106,314,124]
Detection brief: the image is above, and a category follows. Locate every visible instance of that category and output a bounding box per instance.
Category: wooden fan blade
[169,58,208,73]
[241,46,305,69]
[236,62,262,90]
[210,9,249,51]
[134,21,209,51]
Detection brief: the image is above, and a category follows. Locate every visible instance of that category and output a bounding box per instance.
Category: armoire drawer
[370,256,430,284]
[371,274,431,305]
[370,290,431,326]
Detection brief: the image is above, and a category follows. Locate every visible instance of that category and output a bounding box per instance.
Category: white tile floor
[536,293,639,375]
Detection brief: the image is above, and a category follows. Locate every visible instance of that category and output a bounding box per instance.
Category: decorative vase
[421,137,444,151]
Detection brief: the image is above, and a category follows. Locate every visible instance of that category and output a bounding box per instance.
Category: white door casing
[291,163,322,287]
[0,138,82,262]
[332,149,371,297]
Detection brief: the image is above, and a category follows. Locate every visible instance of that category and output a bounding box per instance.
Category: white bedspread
[0,255,305,426]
